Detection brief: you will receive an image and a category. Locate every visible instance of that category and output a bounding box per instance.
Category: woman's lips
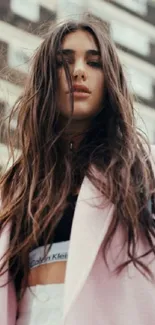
[67,84,91,99]
[72,91,90,99]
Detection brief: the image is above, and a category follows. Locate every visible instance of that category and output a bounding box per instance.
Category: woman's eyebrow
[86,49,100,56]
[57,49,100,56]
[57,49,74,56]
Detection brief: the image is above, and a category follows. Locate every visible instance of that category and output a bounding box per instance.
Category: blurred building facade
[0,0,155,170]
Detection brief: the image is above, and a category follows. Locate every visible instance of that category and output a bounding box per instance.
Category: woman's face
[56,29,104,121]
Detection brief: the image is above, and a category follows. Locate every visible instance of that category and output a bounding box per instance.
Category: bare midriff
[28,262,67,285]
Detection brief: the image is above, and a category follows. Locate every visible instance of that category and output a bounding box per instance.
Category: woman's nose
[72,62,87,81]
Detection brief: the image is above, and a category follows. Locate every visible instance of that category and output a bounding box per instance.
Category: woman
[0,14,155,325]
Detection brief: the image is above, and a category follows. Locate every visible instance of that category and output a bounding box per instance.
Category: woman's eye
[56,60,63,67]
[88,61,102,68]
[56,57,73,67]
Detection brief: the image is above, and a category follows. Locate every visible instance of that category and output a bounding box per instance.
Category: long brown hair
[0,15,155,295]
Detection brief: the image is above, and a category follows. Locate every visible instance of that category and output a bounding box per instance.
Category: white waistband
[29,241,69,269]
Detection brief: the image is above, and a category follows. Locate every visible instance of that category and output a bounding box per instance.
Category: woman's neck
[67,133,85,151]
[59,117,91,150]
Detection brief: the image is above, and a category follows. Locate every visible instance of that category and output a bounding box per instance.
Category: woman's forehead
[61,29,99,52]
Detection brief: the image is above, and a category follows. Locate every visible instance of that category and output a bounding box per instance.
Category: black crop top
[28,194,78,270]
[33,194,78,247]
[53,194,78,243]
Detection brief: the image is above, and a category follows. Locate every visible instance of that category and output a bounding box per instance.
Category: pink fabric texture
[0,145,155,325]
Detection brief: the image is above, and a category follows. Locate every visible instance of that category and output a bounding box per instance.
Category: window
[113,0,148,15]
[111,21,150,56]
[57,0,88,19]
[8,44,32,73]
[136,112,155,143]
[11,0,40,22]
[126,66,154,100]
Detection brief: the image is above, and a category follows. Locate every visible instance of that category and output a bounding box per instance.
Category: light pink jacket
[1,146,155,325]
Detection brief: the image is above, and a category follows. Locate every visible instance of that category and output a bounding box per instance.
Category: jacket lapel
[63,176,114,320]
